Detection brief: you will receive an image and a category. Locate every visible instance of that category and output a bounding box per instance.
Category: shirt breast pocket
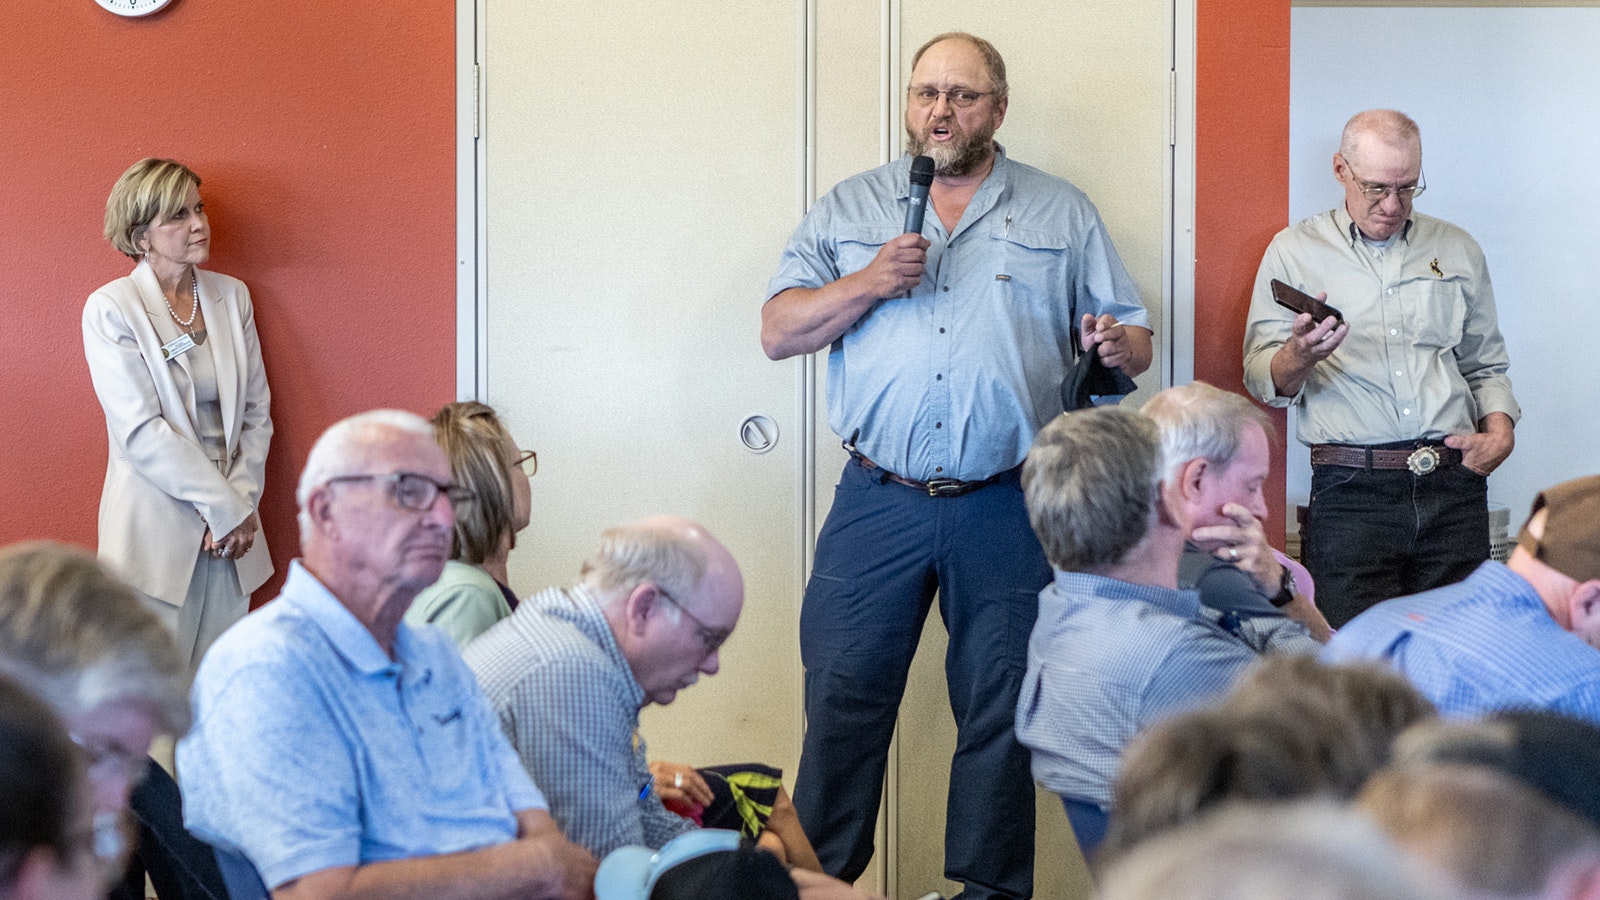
[1405,280,1466,349]
[988,224,1068,301]
[835,223,902,278]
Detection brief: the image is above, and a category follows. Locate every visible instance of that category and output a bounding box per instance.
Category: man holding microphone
[761,32,1151,899]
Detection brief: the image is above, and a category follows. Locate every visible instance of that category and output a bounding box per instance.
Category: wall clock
[94,0,173,17]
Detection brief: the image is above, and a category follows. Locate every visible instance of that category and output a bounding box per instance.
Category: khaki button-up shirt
[1243,206,1520,446]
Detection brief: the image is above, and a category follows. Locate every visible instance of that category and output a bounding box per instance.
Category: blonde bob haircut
[0,542,189,735]
[432,401,521,565]
[103,158,202,260]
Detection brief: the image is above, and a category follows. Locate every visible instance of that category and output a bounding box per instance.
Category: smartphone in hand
[1271,279,1344,324]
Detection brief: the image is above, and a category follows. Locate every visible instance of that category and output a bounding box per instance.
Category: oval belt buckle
[1406,446,1441,476]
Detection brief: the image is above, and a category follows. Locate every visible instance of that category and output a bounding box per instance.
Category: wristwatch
[1270,567,1296,608]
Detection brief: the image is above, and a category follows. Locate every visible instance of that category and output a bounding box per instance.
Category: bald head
[1339,109,1422,165]
[584,517,744,706]
[581,516,741,606]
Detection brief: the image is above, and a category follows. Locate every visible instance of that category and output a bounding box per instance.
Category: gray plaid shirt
[463,585,695,856]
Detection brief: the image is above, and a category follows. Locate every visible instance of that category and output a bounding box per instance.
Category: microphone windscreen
[909,155,935,186]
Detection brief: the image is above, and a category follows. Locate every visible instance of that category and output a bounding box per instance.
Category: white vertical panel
[482,0,806,773]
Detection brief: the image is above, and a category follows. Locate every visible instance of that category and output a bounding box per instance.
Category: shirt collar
[892,142,1011,200]
[1048,569,1202,618]
[1331,202,1413,249]
[523,584,647,709]
[282,561,401,676]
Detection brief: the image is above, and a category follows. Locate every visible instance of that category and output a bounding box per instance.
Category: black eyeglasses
[656,586,731,658]
[907,86,995,109]
[323,472,475,511]
[1343,158,1426,203]
[515,449,538,478]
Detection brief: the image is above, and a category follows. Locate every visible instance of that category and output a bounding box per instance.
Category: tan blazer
[82,261,273,605]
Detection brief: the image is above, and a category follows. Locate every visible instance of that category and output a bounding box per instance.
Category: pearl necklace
[163,271,206,345]
[164,272,200,328]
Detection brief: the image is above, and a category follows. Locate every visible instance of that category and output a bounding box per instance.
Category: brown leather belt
[1309,443,1462,475]
[851,450,1011,497]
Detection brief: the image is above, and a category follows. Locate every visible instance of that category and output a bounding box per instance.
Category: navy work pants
[792,458,1050,900]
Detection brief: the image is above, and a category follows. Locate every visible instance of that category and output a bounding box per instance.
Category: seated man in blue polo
[1323,475,1600,723]
[1014,406,1261,854]
[178,410,597,900]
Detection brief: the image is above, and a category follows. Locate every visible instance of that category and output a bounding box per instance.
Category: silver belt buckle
[1406,446,1441,475]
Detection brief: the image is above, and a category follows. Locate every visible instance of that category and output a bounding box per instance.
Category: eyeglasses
[323,472,475,511]
[1343,158,1426,203]
[907,86,994,109]
[656,587,731,658]
[515,449,538,478]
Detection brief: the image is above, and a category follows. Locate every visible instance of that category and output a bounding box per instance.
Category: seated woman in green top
[404,401,535,645]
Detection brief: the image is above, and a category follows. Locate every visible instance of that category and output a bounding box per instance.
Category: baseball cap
[594,829,747,900]
[1516,475,1600,583]
[648,842,800,900]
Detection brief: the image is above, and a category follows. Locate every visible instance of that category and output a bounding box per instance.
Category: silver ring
[674,772,683,789]
[1228,546,1239,561]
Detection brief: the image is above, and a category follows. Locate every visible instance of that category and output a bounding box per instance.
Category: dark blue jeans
[792,458,1050,900]
[1304,459,1489,628]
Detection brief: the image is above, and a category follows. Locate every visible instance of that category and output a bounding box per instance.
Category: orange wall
[0,0,456,602]
[1195,0,1292,535]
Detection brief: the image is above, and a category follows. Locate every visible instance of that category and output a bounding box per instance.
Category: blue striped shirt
[1322,561,1600,723]
[1015,571,1259,807]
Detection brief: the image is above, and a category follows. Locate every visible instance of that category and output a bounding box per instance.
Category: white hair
[295,409,434,542]
[1141,382,1274,481]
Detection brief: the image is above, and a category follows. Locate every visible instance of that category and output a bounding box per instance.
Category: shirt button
[1386,288,1394,296]
[939,327,946,334]
[936,422,942,429]
[1395,370,1403,377]
[935,466,944,473]
[943,286,950,292]
[1403,408,1412,415]
[936,374,942,381]
[1390,328,1398,335]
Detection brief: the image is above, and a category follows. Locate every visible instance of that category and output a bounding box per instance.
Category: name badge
[161,333,197,360]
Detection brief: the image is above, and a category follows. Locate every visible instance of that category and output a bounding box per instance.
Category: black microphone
[904,155,935,234]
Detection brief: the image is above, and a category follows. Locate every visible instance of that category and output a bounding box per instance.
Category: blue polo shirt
[178,562,546,889]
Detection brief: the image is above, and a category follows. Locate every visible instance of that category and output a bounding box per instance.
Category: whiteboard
[1289,6,1600,530]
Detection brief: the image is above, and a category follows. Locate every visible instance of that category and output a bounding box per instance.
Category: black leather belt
[849,448,1011,497]
[1310,442,1461,475]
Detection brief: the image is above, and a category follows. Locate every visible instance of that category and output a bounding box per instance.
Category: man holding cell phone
[1242,108,1520,628]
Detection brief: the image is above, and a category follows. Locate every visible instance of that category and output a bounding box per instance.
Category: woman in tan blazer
[83,159,272,667]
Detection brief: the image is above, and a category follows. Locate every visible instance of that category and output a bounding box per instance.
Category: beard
[906,116,998,177]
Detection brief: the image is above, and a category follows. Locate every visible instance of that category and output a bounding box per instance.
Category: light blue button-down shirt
[1322,561,1600,724]
[767,147,1149,482]
[179,562,546,889]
